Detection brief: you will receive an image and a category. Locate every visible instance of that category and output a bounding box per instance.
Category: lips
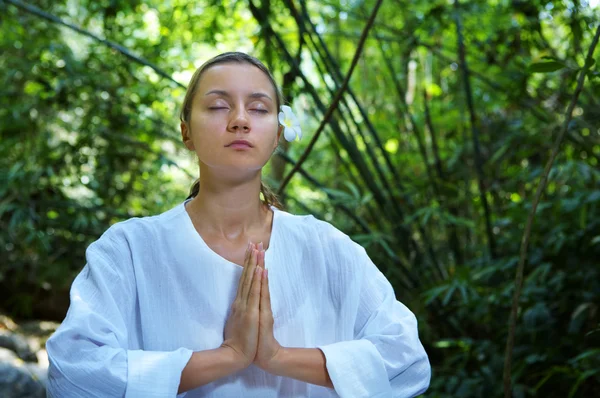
[226,140,253,148]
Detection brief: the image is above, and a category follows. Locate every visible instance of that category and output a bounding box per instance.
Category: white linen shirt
[46,201,430,397]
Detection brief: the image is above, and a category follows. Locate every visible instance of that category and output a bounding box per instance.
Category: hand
[221,243,263,368]
[254,246,283,372]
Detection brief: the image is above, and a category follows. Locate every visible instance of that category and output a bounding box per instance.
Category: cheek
[191,114,225,139]
[260,117,279,136]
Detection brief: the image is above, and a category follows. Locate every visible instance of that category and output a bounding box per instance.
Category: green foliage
[529,61,566,73]
[1,0,599,396]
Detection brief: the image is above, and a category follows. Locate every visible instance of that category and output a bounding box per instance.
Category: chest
[202,233,272,267]
[133,245,343,351]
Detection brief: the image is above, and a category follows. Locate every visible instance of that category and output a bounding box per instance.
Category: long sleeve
[317,236,431,398]
[46,229,193,397]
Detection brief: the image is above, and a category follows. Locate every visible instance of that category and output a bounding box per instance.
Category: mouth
[226,140,253,149]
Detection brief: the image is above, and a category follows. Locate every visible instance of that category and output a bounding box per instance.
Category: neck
[187,170,267,240]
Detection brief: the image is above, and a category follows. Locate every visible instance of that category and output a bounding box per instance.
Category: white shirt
[46,201,430,397]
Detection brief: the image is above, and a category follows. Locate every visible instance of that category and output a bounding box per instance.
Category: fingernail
[258,242,263,251]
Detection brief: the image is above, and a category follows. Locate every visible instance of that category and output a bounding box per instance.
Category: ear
[181,122,195,151]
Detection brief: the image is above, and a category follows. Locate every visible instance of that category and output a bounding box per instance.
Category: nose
[228,108,250,132]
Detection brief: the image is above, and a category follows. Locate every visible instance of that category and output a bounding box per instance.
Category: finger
[258,249,265,269]
[248,266,262,311]
[255,243,263,269]
[246,243,257,266]
[235,242,253,299]
[240,248,258,301]
[260,269,272,320]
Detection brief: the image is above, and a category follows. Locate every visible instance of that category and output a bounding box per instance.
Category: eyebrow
[204,90,273,102]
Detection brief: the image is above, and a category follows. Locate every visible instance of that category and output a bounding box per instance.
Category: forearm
[268,347,333,389]
[178,346,246,393]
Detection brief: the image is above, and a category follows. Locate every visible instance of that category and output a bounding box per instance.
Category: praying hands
[177,241,331,394]
[221,242,282,371]
[218,242,333,389]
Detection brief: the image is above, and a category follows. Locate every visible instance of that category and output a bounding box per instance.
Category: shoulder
[274,208,365,256]
[88,202,186,261]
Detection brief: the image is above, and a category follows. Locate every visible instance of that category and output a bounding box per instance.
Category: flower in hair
[278,105,302,142]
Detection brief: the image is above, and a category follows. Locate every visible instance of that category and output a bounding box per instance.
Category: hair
[181,52,284,209]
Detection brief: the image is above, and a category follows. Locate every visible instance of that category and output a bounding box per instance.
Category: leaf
[569,369,600,398]
[529,61,565,73]
[444,212,476,228]
[586,190,600,203]
[458,284,469,303]
[442,285,456,306]
[360,193,373,206]
[342,181,360,201]
[569,348,600,364]
[490,144,510,164]
[584,58,596,68]
[424,285,449,305]
[322,187,352,203]
[7,162,24,180]
[378,239,397,259]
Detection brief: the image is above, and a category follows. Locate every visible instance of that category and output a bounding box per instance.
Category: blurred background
[1,0,599,396]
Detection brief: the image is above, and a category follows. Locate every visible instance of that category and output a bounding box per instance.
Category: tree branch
[502,24,600,398]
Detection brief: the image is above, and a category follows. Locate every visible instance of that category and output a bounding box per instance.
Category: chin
[207,160,266,174]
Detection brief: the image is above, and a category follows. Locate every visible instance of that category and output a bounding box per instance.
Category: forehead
[196,63,276,97]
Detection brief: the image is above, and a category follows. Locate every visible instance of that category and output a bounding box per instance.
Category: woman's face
[181,63,281,177]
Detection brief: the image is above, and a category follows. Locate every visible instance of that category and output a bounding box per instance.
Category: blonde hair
[181,52,283,209]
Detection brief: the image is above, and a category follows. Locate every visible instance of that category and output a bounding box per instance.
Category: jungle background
[1,0,599,397]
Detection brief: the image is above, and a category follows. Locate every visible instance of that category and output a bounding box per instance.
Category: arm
[46,235,194,397]
[265,347,333,388]
[253,255,333,389]
[47,232,250,397]
[180,245,265,392]
[317,241,431,398]
[178,346,245,393]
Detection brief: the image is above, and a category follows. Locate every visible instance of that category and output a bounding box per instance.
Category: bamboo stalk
[454,0,497,259]
[423,88,464,268]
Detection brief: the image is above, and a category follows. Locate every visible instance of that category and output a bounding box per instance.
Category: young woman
[46,52,431,397]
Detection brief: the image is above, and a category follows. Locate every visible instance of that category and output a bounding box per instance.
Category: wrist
[218,344,252,372]
[263,346,287,375]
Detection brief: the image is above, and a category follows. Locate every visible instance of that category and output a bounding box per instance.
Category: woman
[46,52,431,397]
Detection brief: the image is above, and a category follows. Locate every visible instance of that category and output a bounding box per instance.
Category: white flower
[278,105,302,142]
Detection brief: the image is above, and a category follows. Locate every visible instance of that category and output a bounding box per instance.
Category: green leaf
[529,61,565,73]
[569,369,599,398]
[586,190,600,203]
[424,285,449,305]
[442,285,456,306]
[490,144,510,164]
[569,348,600,364]
[584,58,596,68]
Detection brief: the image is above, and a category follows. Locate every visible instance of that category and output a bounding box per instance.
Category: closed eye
[250,109,269,114]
